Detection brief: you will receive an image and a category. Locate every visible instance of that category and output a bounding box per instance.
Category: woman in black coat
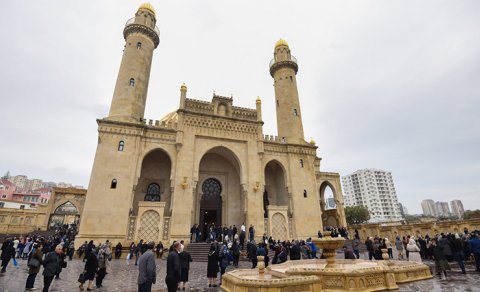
[206,244,219,288]
[0,240,15,273]
[179,250,193,290]
[80,248,98,291]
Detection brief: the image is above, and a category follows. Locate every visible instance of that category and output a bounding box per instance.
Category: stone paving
[0,253,479,292]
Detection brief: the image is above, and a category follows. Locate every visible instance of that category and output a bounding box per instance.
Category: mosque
[75,3,346,246]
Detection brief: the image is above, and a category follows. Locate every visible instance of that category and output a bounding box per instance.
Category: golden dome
[256,96,262,104]
[180,83,187,91]
[309,137,316,145]
[138,3,156,17]
[275,39,289,48]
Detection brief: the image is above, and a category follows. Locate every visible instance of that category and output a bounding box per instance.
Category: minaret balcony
[124,17,160,48]
[269,55,298,76]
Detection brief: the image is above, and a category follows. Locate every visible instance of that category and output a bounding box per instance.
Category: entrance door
[199,178,222,241]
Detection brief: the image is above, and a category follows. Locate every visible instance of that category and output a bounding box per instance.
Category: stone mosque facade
[75,3,346,247]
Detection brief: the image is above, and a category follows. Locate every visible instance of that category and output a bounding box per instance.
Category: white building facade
[450,199,465,218]
[341,169,403,223]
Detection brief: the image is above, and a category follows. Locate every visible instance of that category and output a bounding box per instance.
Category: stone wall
[0,206,48,234]
[348,218,480,240]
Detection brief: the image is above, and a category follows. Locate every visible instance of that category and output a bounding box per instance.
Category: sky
[0,1,479,214]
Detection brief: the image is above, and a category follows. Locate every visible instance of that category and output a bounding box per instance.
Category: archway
[264,160,288,218]
[133,149,172,215]
[48,201,80,230]
[196,147,242,240]
[319,181,339,227]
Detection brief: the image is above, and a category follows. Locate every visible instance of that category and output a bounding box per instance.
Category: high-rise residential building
[421,199,437,216]
[451,199,465,218]
[341,169,403,222]
[326,197,336,209]
[26,179,43,191]
[9,175,28,190]
[435,201,451,217]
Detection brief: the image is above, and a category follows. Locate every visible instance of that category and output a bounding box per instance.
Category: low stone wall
[0,207,48,235]
[348,218,480,240]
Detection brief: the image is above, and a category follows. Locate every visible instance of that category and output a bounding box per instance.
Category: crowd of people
[360,227,480,280]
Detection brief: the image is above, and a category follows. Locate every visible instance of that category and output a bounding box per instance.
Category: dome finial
[275,39,289,48]
[309,137,316,145]
[138,3,156,17]
[256,96,261,104]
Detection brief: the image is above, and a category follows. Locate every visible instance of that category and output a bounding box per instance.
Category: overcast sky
[1,1,479,214]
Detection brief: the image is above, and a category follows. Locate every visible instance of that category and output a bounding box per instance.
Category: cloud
[0,0,479,214]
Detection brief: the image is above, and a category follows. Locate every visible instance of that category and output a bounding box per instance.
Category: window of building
[20,205,25,209]
[281,137,286,143]
[118,140,125,151]
[0,202,4,208]
[293,109,298,116]
[300,159,304,168]
[144,183,160,201]
[129,78,135,87]
[1,195,6,199]
[137,42,142,49]
[303,190,307,198]
[111,179,117,189]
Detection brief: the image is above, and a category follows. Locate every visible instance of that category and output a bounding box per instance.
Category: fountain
[221,233,432,292]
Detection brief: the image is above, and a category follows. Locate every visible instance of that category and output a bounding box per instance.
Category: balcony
[125,17,160,36]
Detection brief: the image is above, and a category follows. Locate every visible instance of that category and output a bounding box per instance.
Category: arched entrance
[264,160,288,217]
[133,149,172,215]
[48,201,80,230]
[195,146,242,240]
[199,178,222,234]
[319,182,339,227]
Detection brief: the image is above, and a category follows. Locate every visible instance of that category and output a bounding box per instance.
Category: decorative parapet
[140,118,177,130]
[264,135,286,143]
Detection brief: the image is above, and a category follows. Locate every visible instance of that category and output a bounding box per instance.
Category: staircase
[186,242,275,263]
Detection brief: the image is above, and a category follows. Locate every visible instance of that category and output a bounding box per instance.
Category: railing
[269,55,297,68]
[263,135,286,143]
[140,118,177,130]
[125,17,160,36]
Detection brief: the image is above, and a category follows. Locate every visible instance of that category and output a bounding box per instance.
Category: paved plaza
[0,253,479,292]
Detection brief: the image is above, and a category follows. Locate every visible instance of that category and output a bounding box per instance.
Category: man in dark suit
[165,242,181,292]
[138,242,156,292]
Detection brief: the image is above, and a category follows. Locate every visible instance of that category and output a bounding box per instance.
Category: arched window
[293,109,298,116]
[137,42,142,49]
[303,190,307,198]
[118,140,125,151]
[144,183,160,202]
[111,179,117,189]
[129,78,135,87]
[300,159,304,168]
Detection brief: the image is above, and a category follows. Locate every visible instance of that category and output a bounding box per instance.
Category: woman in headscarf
[406,237,422,263]
[80,246,98,290]
[206,243,219,288]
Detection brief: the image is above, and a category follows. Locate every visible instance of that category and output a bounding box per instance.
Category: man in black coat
[42,245,62,292]
[289,241,301,260]
[165,242,181,292]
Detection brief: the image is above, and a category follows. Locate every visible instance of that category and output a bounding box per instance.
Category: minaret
[269,39,305,144]
[107,3,160,122]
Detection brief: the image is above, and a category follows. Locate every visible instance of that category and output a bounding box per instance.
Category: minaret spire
[107,3,160,122]
[269,39,305,144]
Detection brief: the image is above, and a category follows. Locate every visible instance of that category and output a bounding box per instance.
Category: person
[430,238,450,280]
[83,240,94,263]
[451,233,466,274]
[165,242,181,292]
[115,242,123,259]
[42,245,63,292]
[469,233,480,272]
[0,240,15,273]
[156,242,164,259]
[343,246,356,259]
[96,245,109,288]
[179,249,192,290]
[220,243,230,283]
[385,238,393,259]
[351,237,360,259]
[247,240,258,268]
[249,225,255,242]
[80,246,98,291]
[135,239,144,265]
[128,242,136,261]
[190,224,196,242]
[290,241,301,260]
[231,240,240,268]
[365,237,374,260]
[25,241,43,290]
[68,241,75,261]
[395,235,404,260]
[407,238,422,263]
[138,242,157,292]
[207,243,219,287]
[55,245,66,279]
